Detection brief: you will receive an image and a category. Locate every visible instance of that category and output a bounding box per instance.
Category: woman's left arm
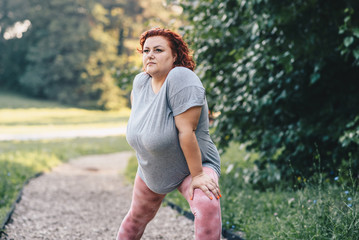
[174,107,221,200]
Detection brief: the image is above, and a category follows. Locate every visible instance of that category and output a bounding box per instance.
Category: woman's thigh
[117,175,166,239]
[130,175,166,219]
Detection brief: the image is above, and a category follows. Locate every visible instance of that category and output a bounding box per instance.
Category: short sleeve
[166,67,206,116]
[169,86,205,116]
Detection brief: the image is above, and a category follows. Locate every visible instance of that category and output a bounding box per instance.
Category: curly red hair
[138,28,196,71]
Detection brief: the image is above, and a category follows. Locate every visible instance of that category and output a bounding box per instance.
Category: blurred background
[1,0,359,239]
[0,0,184,110]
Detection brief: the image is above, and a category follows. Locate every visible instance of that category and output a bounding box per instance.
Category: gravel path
[1,152,213,240]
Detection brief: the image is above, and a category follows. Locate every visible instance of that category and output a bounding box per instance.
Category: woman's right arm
[130,90,133,106]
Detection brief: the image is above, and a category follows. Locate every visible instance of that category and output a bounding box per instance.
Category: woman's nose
[148,51,154,59]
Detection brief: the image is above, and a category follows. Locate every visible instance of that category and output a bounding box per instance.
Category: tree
[0,0,29,90]
[0,0,130,109]
[16,0,124,109]
[180,0,359,183]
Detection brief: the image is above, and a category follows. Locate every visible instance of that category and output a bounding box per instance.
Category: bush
[179,0,359,182]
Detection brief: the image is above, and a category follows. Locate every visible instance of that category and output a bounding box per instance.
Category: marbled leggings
[117,167,222,240]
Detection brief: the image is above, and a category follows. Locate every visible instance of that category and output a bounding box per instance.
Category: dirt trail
[2,152,200,240]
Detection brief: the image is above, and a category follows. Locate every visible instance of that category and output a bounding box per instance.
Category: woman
[117,28,222,240]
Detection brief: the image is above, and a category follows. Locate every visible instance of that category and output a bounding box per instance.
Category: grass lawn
[0,91,131,137]
[0,91,69,109]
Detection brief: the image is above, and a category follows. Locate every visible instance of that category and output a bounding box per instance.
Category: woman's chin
[145,68,156,76]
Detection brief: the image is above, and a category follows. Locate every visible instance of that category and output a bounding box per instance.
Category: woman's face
[142,36,176,79]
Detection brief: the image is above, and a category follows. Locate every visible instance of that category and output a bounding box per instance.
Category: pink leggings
[117,167,222,240]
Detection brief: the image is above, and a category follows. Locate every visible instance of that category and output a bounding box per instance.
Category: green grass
[0,91,70,109]
[0,91,130,137]
[219,176,358,239]
[0,108,130,126]
[218,144,359,239]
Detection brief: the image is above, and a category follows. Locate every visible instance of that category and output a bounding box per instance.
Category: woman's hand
[190,172,221,200]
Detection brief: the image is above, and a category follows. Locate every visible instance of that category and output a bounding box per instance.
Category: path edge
[0,172,43,236]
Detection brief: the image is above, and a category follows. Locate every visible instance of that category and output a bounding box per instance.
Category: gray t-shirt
[126,67,221,194]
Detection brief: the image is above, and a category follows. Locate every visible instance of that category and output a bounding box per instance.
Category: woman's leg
[177,167,222,240]
[117,175,166,240]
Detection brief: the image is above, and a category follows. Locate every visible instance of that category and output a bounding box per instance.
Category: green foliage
[340,116,359,151]
[179,0,359,181]
[0,38,28,90]
[0,1,29,90]
[0,0,132,110]
[21,0,125,109]
[339,6,359,65]
[220,182,359,239]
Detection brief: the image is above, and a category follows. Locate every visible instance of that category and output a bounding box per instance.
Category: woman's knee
[191,196,220,218]
[191,196,222,240]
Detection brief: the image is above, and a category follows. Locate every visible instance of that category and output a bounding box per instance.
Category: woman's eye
[143,49,149,53]
[155,49,163,52]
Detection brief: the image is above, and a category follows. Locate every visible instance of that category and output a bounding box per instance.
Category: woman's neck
[151,72,168,94]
